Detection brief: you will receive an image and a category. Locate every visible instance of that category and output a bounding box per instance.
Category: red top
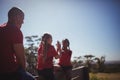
[37,44,58,70]
[59,50,72,66]
[0,23,23,73]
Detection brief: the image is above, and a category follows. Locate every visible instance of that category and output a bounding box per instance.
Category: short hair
[8,7,24,19]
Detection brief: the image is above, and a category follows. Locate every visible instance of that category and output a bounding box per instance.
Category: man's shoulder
[0,23,7,28]
[9,25,22,35]
[6,24,22,37]
[10,25,20,31]
[0,23,6,31]
[0,24,19,32]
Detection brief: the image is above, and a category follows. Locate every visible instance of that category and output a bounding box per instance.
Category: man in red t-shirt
[0,7,26,80]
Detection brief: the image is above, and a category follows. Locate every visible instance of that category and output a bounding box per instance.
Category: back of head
[8,7,24,20]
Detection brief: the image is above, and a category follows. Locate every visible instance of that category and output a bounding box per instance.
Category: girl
[37,33,60,80]
[58,39,72,80]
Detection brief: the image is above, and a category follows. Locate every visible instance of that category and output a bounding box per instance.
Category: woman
[37,33,59,80]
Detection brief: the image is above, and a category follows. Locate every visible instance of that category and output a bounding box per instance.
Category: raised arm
[55,41,62,59]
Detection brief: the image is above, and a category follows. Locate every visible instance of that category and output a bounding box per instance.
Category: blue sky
[0,0,120,61]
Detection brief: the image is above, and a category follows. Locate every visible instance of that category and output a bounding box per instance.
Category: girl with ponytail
[58,39,72,80]
[37,33,60,80]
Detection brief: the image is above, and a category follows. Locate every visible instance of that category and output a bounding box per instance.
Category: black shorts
[0,72,21,80]
[61,66,72,71]
[37,68,55,80]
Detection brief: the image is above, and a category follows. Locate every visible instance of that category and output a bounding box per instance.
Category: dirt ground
[90,73,120,80]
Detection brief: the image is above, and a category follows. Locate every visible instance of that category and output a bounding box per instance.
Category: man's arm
[13,44,26,70]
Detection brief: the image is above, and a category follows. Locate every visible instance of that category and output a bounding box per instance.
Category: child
[36,33,60,80]
[58,39,72,80]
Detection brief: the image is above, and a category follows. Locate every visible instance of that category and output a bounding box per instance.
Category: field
[90,73,120,80]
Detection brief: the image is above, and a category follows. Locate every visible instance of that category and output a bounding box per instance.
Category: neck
[7,21,20,29]
[7,20,15,26]
[63,47,67,50]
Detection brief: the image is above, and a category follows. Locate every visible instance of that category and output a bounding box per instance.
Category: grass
[90,73,120,80]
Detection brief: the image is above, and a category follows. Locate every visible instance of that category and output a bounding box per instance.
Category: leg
[43,69,55,80]
[65,69,72,80]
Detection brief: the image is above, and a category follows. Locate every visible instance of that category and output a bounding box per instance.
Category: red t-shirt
[59,50,72,66]
[0,23,23,73]
[37,44,58,70]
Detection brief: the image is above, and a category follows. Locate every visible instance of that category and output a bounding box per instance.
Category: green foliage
[72,55,106,73]
[24,35,41,75]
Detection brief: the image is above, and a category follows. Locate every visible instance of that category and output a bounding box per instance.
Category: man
[0,7,26,80]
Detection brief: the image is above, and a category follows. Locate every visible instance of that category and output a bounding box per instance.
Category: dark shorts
[18,68,35,80]
[0,68,35,80]
[60,66,72,80]
[61,66,72,71]
[0,72,21,80]
[37,68,55,80]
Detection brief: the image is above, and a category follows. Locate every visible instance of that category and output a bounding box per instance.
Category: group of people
[0,7,72,80]
[37,33,72,80]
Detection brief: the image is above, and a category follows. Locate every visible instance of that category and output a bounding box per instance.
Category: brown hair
[41,33,52,61]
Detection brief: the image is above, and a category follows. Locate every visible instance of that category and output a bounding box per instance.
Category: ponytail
[41,33,52,62]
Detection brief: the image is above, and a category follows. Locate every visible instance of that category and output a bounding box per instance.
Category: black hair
[62,39,70,50]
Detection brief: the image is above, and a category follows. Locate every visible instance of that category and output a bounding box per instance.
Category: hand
[56,41,61,51]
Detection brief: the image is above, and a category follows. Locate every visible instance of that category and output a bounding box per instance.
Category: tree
[72,56,83,68]
[94,56,105,72]
[24,35,41,75]
[84,55,95,72]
